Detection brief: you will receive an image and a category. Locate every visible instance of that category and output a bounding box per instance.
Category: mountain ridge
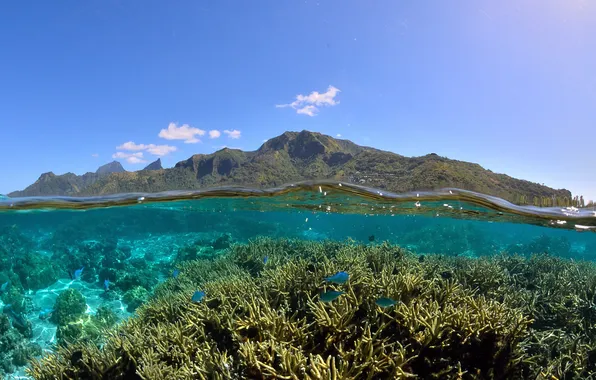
[8,130,575,205]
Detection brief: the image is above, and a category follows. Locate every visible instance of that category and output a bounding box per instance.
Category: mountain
[142,158,162,171]
[96,161,125,175]
[9,131,573,204]
[9,163,127,198]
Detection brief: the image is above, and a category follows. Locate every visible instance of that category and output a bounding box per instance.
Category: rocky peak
[143,158,163,171]
[259,130,363,159]
[96,161,125,175]
[38,172,56,181]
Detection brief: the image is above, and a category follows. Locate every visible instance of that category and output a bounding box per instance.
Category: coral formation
[0,314,41,376]
[505,234,572,258]
[123,286,150,312]
[27,238,596,379]
[51,289,87,326]
[55,305,119,346]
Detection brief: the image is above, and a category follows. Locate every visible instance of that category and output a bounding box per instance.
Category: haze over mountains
[8,131,574,205]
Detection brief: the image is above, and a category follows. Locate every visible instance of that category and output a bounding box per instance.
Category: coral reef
[397,221,499,257]
[45,287,119,346]
[55,305,119,346]
[123,286,150,312]
[0,314,41,377]
[26,237,596,379]
[51,289,87,326]
[505,234,572,258]
[13,251,60,291]
[174,234,234,263]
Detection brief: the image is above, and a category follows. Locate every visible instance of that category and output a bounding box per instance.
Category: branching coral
[26,238,596,379]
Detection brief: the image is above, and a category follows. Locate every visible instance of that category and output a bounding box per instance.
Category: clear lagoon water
[1,182,595,379]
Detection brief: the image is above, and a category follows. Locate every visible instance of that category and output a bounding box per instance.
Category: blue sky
[1,0,594,200]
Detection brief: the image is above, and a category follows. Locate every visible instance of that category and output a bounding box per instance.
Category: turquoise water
[1,182,596,378]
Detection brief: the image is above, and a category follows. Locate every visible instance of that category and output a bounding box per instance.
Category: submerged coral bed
[26,238,596,379]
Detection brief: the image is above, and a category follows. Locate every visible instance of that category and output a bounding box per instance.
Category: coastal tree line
[513,194,593,208]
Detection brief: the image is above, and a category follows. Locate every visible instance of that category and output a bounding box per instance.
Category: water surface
[1,182,596,378]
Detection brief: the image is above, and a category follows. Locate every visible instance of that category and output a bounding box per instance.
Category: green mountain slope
[9,131,573,204]
[9,161,126,197]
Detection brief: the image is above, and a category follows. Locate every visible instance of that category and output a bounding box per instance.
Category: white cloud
[224,129,241,139]
[91,153,99,157]
[296,105,317,116]
[116,141,177,156]
[276,85,341,116]
[112,152,147,164]
[336,134,342,137]
[158,122,205,143]
[127,156,147,164]
[146,145,177,156]
[117,141,147,151]
[209,130,221,139]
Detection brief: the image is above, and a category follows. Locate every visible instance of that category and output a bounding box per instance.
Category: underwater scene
[1,183,596,379]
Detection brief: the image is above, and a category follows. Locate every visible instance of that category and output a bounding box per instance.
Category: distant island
[8,131,583,207]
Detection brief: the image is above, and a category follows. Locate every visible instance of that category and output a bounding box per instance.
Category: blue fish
[172,269,180,278]
[191,290,205,303]
[375,297,397,308]
[0,281,9,292]
[325,271,349,284]
[263,256,269,264]
[39,308,54,320]
[320,290,345,302]
[73,267,84,280]
[103,279,110,291]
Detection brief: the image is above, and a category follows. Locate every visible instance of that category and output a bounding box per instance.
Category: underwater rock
[51,289,87,326]
[0,314,40,376]
[93,305,118,328]
[117,267,158,292]
[12,342,42,366]
[0,315,10,335]
[212,234,232,250]
[101,245,132,269]
[123,286,149,312]
[175,243,218,263]
[13,251,60,291]
[505,234,573,258]
[55,305,118,346]
[0,225,33,258]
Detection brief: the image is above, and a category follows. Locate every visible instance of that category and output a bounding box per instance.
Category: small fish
[0,281,9,292]
[39,308,54,320]
[325,271,349,284]
[73,267,84,280]
[368,235,375,242]
[418,255,425,263]
[103,279,110,291]
[375,297,397,308]
[263,256,269,265]
[319,290,345,302]
[191,290,206,303]
[172,269,180,278]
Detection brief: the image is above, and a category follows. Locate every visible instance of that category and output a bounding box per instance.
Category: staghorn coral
[26,238,596,379]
